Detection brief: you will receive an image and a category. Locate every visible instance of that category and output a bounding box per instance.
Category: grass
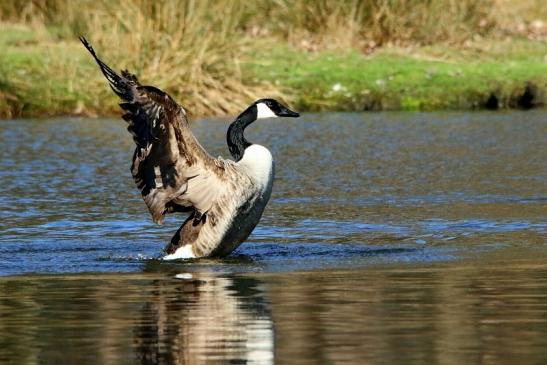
[0,0,280,118]
[0,0,546,118]
[247,40,547,111]
[0,24,96,118]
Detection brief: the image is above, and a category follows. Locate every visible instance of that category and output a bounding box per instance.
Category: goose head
[227,99,299,161]
[254,98,300,119]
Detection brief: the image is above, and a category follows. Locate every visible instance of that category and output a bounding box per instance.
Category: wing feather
[81,36,231,223]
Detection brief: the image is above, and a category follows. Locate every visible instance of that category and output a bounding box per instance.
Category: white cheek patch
[256,103,278,119]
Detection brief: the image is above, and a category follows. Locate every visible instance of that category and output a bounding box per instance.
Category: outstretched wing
[80,36,230,224]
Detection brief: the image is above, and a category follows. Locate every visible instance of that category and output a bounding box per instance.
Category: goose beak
[277,106,300,118]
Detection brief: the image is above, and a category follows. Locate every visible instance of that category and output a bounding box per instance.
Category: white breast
[237,144,273,187]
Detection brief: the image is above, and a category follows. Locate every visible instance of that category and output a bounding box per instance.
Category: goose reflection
[134,272,274,364]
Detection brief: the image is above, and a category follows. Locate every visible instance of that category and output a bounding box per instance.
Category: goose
[80,37,299,259]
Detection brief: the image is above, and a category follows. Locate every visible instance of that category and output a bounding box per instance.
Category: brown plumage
[81,36,299,258]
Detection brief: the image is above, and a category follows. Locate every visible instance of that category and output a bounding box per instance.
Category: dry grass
[0,0,545,117]
[1,0,281,116]
[2,0,545,49]
[493,0,547,40]
[246,0,497,51]
[77,0,281,116]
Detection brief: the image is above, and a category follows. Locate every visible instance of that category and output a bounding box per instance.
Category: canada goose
[80,37,299,259]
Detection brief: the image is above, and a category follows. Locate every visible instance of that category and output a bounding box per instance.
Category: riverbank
[247,39,547,111]
[1,25,546,118]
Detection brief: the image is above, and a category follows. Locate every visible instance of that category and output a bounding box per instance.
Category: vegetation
[0,0,546,118]
[250,40,547,111]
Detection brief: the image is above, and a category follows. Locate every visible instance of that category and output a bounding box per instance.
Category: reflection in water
[2,257,547,364]
[134,273,273,364]
[0,272,273,365]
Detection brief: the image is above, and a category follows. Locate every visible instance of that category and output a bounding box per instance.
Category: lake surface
[0,111,546,364]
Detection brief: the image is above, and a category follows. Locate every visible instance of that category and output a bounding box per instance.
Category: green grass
[0,24,107,118]
[1,0,546,118]
[1,22,546,118]
[246,40,547,111]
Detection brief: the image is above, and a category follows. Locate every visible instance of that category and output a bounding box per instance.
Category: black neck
[227,106,257,161]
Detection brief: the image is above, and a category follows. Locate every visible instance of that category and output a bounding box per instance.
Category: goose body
[80,37,299,259]
[163,144,275,259]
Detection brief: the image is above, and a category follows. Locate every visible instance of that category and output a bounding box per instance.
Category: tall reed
[2,0,281,116]
[0,0,544,117]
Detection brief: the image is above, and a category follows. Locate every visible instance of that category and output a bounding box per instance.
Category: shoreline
[1,27,545,119]
[4,107,545,123]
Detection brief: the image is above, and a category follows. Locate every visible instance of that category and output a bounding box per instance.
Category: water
[0,111,546,364]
